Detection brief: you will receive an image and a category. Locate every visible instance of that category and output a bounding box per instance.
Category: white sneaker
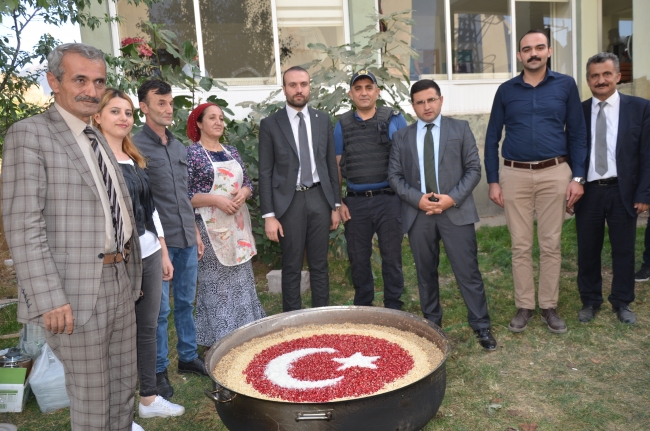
[132,422,145,431]
[139,395,185,418]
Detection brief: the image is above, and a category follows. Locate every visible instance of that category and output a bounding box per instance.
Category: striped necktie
[83,126,125,257]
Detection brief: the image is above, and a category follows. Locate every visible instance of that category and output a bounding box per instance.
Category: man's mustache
[596,83,609,88]
[75,95,100,104]
[528,56,542,63]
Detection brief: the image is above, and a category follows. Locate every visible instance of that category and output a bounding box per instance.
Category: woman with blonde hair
[93,89,184,424]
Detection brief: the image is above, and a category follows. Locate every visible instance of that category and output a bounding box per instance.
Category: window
[602,0,633,84]
[116,0,346,85]
[198,0,276,85]
[116,0,198,70]
[450,0,512,80]
[380,0,447,81]
[515,1,573,76]
[277,0,346,72]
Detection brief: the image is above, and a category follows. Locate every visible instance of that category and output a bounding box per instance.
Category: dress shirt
[133,124,197,249]
[286,104,320,185]
[587,91,620,182]
[416,115,442,194]
[334,110,408,191]
[55,103,133,253]
[484,69,587,183]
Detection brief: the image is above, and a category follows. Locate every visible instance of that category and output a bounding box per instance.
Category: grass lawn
[1,220,649,430]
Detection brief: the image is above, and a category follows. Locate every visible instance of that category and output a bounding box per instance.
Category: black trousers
[343,193,404,309]
[575,182,637,308]
[279,186,332,312]
[408,211,490,330]
[642,215,650,267]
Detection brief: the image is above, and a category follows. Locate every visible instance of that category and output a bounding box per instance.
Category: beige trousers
[500,161,572,309]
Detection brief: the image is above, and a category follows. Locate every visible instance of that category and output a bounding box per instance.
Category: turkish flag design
[244,334,414,402]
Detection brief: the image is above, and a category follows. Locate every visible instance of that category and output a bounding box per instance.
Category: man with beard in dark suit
[258,66,341,311]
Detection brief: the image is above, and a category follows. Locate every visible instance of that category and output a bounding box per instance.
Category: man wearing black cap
[335,70,408,309]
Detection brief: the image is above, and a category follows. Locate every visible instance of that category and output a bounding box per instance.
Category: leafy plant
[0,0,119,150]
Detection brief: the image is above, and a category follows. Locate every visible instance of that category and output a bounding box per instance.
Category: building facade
[81,0,649,216]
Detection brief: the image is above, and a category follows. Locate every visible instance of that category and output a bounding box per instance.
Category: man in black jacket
[575,52,650,324]
[258,66,341,312]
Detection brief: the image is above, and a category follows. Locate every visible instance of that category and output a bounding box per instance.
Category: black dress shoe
[178,357,209,376]
[578,305,600,323]
[613,305,636,324]
[156,369,174,398]
[474,328,497,351]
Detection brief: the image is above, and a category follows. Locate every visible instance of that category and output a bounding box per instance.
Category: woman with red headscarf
[186,103,265,347]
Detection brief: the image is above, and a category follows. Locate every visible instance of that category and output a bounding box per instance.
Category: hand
[196,227,205,260]
[634,203,650,214]
[214,195,239,215]
[331,209,341,231]
[418,192,438,214]
[427,194,456,215]
[230,186,251,210]
[566,205,575,216]
[339,202,351,223]
[566,181,584,209]
[43,304,74,335]
[265,217,284,242]
[488,183,504,207]
[161,253,174,281]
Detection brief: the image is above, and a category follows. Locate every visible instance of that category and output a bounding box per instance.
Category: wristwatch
[572,177,586,185]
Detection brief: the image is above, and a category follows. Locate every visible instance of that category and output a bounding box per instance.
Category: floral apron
[197,145,256,266]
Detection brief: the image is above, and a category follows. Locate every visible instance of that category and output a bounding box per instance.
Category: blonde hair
[93,88,146,168]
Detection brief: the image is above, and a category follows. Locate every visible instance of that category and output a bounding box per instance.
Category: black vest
[339,106,397,184]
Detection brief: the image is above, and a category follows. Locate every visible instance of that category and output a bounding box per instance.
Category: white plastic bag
[28,343,70,413]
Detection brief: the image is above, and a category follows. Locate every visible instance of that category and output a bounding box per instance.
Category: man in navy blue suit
[575,52,650,324]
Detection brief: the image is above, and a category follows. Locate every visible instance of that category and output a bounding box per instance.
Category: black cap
[350,70,378,86]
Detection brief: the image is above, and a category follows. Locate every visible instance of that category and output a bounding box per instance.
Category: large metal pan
[204,306,449,431]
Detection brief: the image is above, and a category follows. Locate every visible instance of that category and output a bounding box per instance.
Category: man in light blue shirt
[388,79,496,350]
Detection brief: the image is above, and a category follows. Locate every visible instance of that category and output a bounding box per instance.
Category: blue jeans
[156,245,198,372]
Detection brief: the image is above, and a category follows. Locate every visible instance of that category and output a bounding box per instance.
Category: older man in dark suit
[388,79,496,350]
[258,66,341,312]
[575,52,650,325]
[2,43,142,430]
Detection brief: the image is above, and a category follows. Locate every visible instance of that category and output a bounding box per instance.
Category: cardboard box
[0,368,30,413]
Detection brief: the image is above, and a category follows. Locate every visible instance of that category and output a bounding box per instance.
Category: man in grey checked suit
[2,43,142,430]
[388,79,496,350]
[258,66,341,312]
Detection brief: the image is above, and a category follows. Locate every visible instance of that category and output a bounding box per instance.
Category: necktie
[84,126,125,257]
[595,101,608,176]
[297,112,313,187]
[423,123,438,194]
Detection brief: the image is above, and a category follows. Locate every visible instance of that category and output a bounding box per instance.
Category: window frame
[110,0,352,87]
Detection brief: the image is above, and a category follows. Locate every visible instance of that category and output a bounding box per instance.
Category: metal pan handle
[204,385,236,404]
[295,411,333,421]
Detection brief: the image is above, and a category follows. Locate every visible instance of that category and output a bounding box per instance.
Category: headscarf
[186,102,219,143]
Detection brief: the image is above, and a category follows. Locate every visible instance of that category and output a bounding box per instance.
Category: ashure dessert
[213,323,444,403]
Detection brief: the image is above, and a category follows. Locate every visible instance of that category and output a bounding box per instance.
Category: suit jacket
[579,93,650,217]
[258,106,341,219]
[2,106,142,329]
[388,116,481,233]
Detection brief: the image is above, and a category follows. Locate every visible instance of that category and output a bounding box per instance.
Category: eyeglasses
[413,97,441,107]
